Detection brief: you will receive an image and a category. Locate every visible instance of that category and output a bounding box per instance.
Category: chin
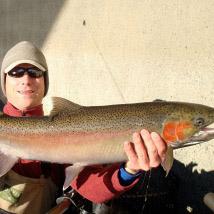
[20,103,35,110]
[18,99,38,110]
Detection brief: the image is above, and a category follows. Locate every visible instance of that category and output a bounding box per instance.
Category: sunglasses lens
[28,69,43,78]
[7,68,44,78]
[8,69,25,78]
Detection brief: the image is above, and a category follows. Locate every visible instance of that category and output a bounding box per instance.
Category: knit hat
[1,41,49,96]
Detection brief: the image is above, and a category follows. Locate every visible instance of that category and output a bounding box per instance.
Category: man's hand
[124,129,167,174]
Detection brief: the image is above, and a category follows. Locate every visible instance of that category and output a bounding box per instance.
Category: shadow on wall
[172,160,214,214]
[95,159,214,214]
[0,0,65,104]
[0,100,4,111]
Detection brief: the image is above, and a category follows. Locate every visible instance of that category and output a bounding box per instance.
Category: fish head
[161,102,214,148]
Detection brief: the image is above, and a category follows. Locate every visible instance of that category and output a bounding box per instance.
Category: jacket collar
[3,102,44,117]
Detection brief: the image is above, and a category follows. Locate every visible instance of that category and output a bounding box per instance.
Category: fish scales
[0,97,213,184]
[0,102,169,134]
[0,101,213,135]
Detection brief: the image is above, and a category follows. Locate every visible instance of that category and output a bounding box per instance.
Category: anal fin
[63,164,86,190]
[0,151,18,177]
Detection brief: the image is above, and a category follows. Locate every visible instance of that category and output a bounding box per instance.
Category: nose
[20,72,33,85]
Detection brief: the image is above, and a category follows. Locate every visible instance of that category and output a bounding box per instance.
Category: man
[0,41,167,213]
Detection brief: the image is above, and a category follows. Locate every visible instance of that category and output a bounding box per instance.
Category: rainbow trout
[0,97,214,187]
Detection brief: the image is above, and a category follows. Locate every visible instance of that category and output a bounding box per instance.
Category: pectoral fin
[161,147,174,176]
[0,151,18,176]
[63,164,86,190]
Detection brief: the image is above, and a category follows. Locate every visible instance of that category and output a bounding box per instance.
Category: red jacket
[3,102,139,203]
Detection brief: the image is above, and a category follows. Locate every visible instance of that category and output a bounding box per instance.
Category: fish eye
[195,117,205,127]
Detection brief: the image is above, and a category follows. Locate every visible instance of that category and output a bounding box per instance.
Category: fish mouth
[171,124,214,149]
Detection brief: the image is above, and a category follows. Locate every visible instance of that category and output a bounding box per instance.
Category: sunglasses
[7,67,44,78]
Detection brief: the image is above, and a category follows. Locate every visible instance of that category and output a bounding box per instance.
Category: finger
[132,132,150,170]
[140,129,161,168]
[124,141,138,165]
[151,132,167,162]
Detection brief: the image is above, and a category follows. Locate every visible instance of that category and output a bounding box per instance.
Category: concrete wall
[0,0,213,212]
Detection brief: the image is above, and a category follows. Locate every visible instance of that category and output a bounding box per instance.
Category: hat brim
[4,60,46,73]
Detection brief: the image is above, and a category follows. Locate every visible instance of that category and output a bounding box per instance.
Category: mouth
[171,124,214,149]
[17,90,34,95]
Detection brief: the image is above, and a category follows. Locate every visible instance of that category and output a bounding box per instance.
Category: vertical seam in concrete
[86,24,127,103]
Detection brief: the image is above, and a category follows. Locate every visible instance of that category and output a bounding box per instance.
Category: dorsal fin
[43,97,82,117]
[153,99,166,102]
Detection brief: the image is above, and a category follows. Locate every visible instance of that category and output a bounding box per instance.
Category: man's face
[5,63,45,110]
